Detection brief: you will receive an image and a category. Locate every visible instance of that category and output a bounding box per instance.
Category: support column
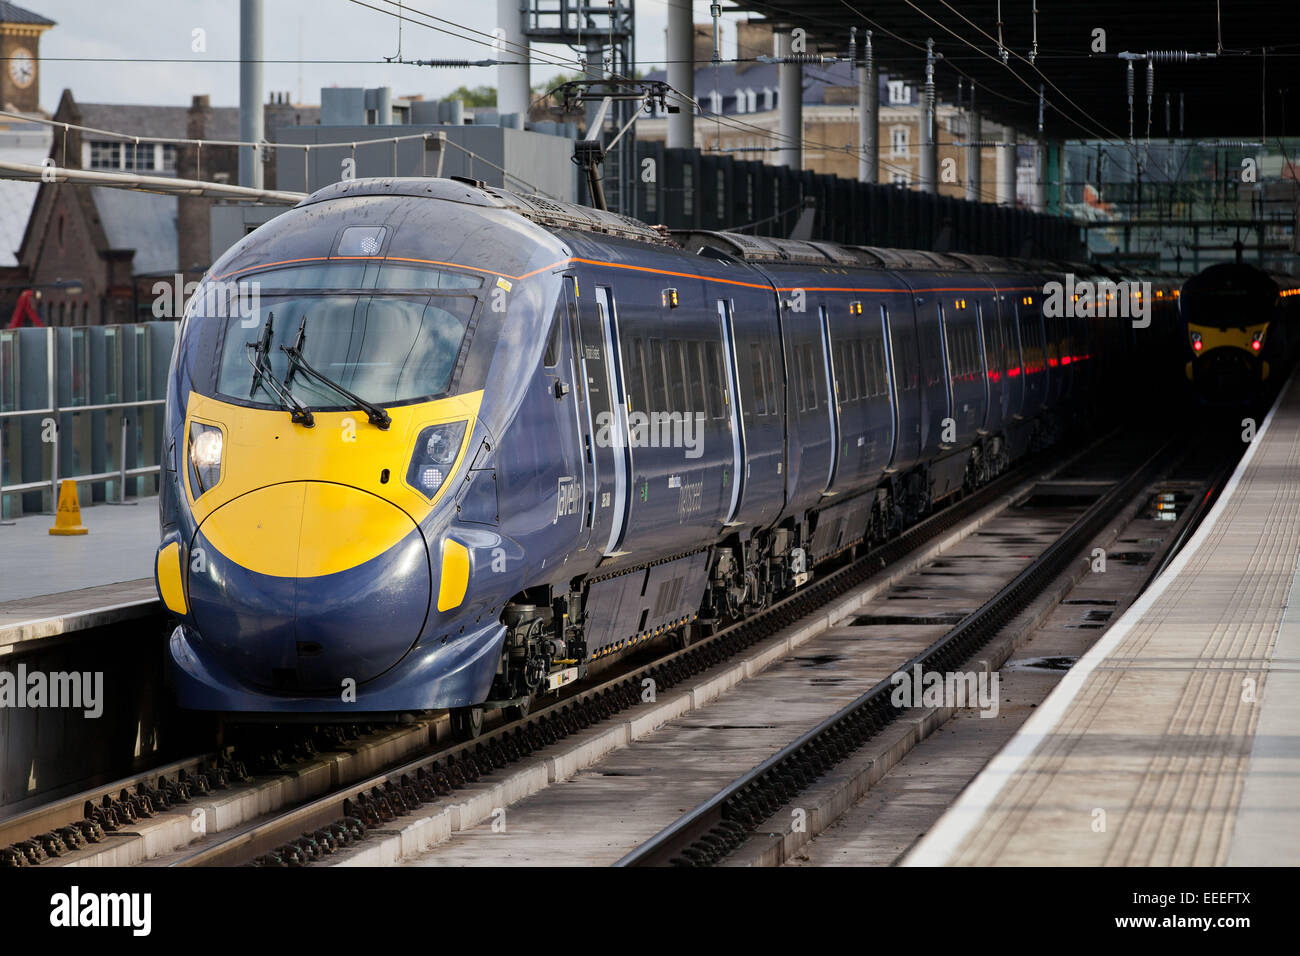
[1033,83,1047,211]
[495,0,530,125]
[1034,142,1047,211]
[238,0,263,189]
[777,29,802,170]
[997,129,1016,207]
[858,30,877,183]
[919,38,936,193]
[965,87,981,202]
[584,38,605,136]
[665,0,694,150]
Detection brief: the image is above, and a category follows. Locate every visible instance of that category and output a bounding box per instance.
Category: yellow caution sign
[49,479,88,535]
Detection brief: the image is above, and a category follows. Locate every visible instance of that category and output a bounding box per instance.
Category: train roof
[295,177,1182,285]
[298,176,674,246]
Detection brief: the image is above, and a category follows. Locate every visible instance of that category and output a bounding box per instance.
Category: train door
[717,299,746,524]
[976,301,994,432]
[879,304,899,462]
[819,304,840,493]
[540,294,587,547]
[594,286,632,555]
[936,301,956,448]
[562,277,596,552]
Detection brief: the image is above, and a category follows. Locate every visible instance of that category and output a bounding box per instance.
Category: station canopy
[725,1,1300,140]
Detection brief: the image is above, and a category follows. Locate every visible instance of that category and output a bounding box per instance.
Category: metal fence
[0,322,174,519]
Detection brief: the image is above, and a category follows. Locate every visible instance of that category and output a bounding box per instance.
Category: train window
[623,337,646,412]
[648,338,668,411]
[765,348,779,415]
[704,341,725,419]
[750,343,768,416]
[667,340,688,412]
[217,293,476,407]
[837,343,847,403]
[790,345,806,413]
[802,343,818,410]
[851,340,866,400]
[842,341,857,401]
[845,341,859,401]
[688,341,707,414]
[1018,311,1039,371]
[373,264,484,291]
[983,312,1000,376]
[543,309,561,368]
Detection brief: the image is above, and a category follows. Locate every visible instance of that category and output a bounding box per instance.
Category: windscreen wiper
[280,316,392,430]
[246,311,315,427]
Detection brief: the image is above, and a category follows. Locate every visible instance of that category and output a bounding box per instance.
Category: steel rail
[615,434,1182,867]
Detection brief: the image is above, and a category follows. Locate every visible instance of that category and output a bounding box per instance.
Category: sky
[31,0,755,112]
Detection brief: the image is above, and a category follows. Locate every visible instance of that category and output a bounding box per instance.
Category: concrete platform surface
[0,498,158,603]
[0,498,160,647]
[906,379,1300,867]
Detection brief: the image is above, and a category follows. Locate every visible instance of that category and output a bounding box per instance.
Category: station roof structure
[724,1,1300,140]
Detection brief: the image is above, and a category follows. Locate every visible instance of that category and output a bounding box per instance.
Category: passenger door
[717,299,746,525]
[594,286,632,555]
[819,304,840,493]
[561,277,595,554]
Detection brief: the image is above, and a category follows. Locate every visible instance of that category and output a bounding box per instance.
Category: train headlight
[1190,331,1203,352]
[407,420,467,499]
[188,423,224,497]
[1252,331,1264,352]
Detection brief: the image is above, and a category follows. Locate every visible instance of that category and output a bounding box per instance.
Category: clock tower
[0,3,53,114]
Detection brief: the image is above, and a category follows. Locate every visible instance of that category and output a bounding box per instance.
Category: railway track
[617,429,1236,866]
[6,424,1195,868]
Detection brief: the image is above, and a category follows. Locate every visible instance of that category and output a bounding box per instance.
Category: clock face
[9,48,35,89]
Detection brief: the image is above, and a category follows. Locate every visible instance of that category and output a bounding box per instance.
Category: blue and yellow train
[155,177,1175,735]
[1179,261,1300,404]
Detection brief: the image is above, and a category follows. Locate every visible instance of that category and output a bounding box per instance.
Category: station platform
[0,499,160,652]
[906,378,1300,867]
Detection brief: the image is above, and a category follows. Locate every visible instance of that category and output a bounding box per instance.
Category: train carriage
[156,177,1168,732]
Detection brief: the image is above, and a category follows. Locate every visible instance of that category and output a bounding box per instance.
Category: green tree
[532,72,582,96]
[448,84,497,107]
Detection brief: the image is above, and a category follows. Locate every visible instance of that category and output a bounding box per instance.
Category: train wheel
[450,705,485,740]
[505,696,531,723]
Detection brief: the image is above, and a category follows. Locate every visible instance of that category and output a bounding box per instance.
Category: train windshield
[200,262,482,409]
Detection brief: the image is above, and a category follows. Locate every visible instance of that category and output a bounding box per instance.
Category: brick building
[17,91,319,325]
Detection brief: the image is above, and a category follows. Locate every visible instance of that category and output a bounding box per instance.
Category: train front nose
[186,482,431,692]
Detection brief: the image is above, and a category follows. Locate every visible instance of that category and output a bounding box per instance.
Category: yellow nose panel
[198,482,419,578]
[300,482,420,577]
[156,541,188,614]
[437,538,470,612]
[198,483,306,578]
